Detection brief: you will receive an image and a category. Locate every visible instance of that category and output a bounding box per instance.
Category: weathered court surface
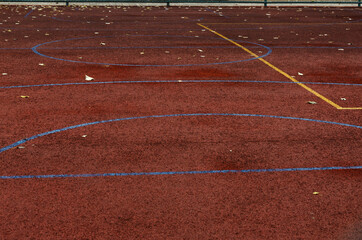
[0,4,361,239]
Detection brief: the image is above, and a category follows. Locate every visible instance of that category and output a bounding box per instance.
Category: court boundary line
[197,23,362,110]
[2,166,361,180]
[1,80,362,89]
[201,22,362,25]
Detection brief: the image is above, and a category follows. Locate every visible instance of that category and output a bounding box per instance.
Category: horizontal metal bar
[0,0,359,3]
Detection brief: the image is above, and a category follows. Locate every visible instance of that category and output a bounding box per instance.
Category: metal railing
[0,0,360,7]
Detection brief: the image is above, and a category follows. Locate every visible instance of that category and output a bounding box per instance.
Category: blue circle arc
[31,35,272,67]
[1,113,361,154]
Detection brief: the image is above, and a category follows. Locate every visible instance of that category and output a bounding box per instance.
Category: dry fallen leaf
[85,75,94,81]
[20,95,29,98]
[313,192,319,195]
[308,101,317,104]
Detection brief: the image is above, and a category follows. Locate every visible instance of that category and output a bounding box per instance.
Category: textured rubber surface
[0,5,361,239]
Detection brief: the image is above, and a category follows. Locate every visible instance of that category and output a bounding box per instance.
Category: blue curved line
[1,113,361,154]
[51,15,204,23]
[38,46,362,50]
[1,80,362,90]
[51,16,73,22]
[31,35,272,67]
[205,8,229,19]
[24,9,34,19]
[2,166,361,179]
[0,27,215,32]
[3,18,361,32]
[3,46,362,51]
[2,46,362,51]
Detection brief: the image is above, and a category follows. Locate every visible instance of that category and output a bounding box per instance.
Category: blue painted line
[51,15,204,23]
[24,9,34,19]
[0,113,361,154]
[0,48,32,50]
[205,8,229,19]
[1,166,361,180]
[31,46,362,50]
[37,46,239,50]
[3,18,361,32]
[271,46,362,49]
[1,80,362,90]
[31,35,272,67]
[0,26,205,31]
[2,45,361,51]
[51,17,73,22]
[347,19,362,23]
[0,26,211,32]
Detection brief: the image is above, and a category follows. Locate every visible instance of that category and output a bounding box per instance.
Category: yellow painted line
[198,23,353,110]
[339,107,362,110]
[202,22,362,25]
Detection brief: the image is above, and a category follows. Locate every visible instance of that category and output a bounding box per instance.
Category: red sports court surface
[0,5,361,239]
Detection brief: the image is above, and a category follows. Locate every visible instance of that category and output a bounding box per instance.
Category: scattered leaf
[313,192,319,195]
[307,101,317,104]
[298,72,303,76]
[20,95,29,98]
[85,75,94,81]
[340,98,346,101]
